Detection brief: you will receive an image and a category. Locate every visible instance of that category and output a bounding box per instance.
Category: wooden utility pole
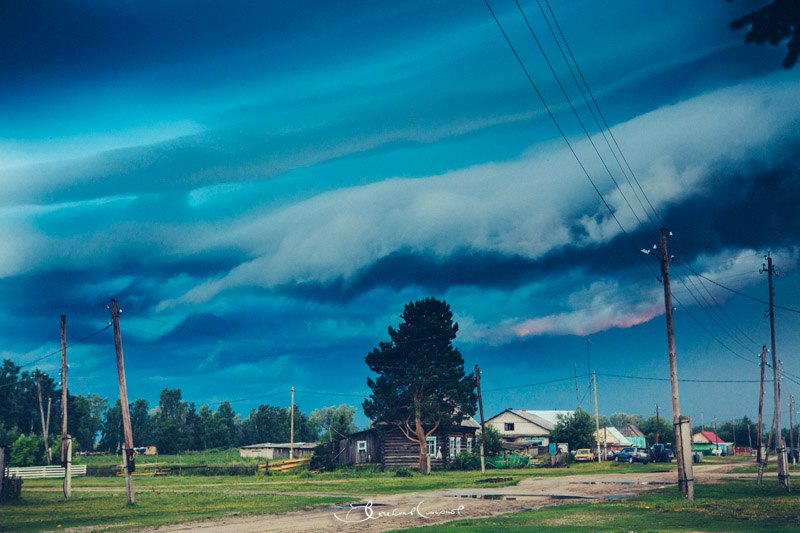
[758,412,777,484]
[475,365,486,474]
[657,228,693,499]
[765,254,790,491]
[655,404,660,446]
[593,372,601,462]
[60,315,72,499]
[110,299,135,505]
[36,376,52,464]
[714,417,719,455]
[790,395,795,465]
[290,386,295,459]
[758,345,767,464]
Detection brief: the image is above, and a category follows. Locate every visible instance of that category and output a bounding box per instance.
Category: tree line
[1,358,356,465]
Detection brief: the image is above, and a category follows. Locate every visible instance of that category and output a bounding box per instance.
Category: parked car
[574,448,595,462]
[615,446,650,464]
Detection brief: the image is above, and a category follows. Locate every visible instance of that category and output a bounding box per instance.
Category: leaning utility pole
[36,376,52,465]
[757,345,767,464]
[593,372,601,462]
[475,365,486,474]
[290,386,295,459]
[110,299,135,505]
[656,228,694,500]
[764,254,790,491]
[60,315,72,499]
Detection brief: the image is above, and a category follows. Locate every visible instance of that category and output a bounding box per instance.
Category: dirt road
[148,462,751,532]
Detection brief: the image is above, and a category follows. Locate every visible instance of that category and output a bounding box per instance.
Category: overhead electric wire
[679,262,800,314]
[512,0,648,230]
[540,0,664,227]
[483,0,660,282]
[15,323,112,371]
[597,372,761,384]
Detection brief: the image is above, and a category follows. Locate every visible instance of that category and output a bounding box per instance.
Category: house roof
[594,426,632,446]
[492,409,573,431]
[619,423,646,438]
[240,442,317,450]
[693,431,724,444]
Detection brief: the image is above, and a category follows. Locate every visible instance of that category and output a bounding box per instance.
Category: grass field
[396,480,800,532]
[0,459,669,531]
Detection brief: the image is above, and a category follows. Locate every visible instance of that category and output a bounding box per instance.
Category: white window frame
[455,437,462,456]
[426,436,437,456]
[466,437,473,453]
[449,437,456,459]
[357,440,367,452]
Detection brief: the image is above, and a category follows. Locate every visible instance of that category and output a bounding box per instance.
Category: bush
[448,451,481,470]
[309,443,336,471]
[394,467,414,477]
[10,434,43,467]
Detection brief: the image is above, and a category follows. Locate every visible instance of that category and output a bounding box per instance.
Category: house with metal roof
[486,409,573,450]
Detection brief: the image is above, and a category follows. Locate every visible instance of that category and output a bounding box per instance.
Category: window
[449,437,456,459]
[456,437,462,456]
[504,422,515,431]
[357,440,367,452]
[426,436,437,456]
[466,437,473,453]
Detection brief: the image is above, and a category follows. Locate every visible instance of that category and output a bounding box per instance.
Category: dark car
[615,446,650,464]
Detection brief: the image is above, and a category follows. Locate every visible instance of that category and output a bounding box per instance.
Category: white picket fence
[5,465,87,479]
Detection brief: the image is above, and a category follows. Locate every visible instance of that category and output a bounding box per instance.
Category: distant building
[239,442,316,460]
[619,423,647,447]
[594,426,633,456]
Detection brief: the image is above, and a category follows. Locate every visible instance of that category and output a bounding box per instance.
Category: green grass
[395,480,800,532]
[73,448,263,467]
[0,489,343,532]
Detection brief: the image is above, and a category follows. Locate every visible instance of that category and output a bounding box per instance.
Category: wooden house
[331,418,479,470]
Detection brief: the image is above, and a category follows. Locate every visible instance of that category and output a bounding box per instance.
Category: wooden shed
[239,442,317,459]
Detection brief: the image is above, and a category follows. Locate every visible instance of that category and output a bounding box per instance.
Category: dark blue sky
[2,0,799,429]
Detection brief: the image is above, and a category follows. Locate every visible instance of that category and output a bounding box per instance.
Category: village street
[148,461,749,532]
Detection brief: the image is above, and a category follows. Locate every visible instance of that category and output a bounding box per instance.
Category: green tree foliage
[477,424,504,456]
[640,416,675,446]
[731,0,800,68]
[551,408,595,451]
[609,412,645,431]
[363,297,477,473]
[68,393,107,451]
[717,416,758,447]
[151,388,193,454]
[10,433,43,467]
[309,404,358,443]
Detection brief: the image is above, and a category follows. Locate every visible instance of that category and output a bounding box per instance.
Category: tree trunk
[415,416,428,473]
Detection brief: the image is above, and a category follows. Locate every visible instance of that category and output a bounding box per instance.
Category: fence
[5,465,87,479]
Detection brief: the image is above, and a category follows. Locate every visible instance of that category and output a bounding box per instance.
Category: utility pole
[290,386,295,459]
[110,299,135,505]
[655,404,660,446]
[593,372,601,462]
[654,228,693,499]
[790,395,795,465]
[60,315,72,499]
[733,421,737,456]
[475,365,486,474]
[36,376,52,464]
[714,417,718,454]
[758,345,767,464]
[764,254,790,491]
[758,412,777,484]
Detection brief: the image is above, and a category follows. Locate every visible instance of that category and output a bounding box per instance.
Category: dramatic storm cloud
[2,0,798,425]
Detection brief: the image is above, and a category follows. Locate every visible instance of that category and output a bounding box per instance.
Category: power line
[512,0,648,230]
[12,323,112,371]
[540,0,664,227]
[597,372,761,384]
[482,0,660,283]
